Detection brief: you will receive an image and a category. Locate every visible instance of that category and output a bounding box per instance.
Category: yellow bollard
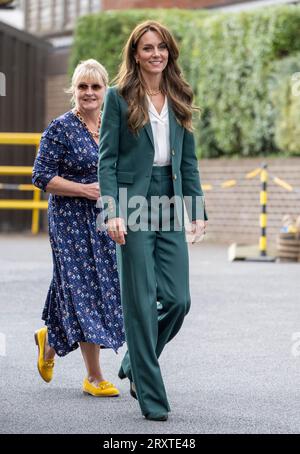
[260,164,268,256]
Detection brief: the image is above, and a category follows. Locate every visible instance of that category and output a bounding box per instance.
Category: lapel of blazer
[144,122,154,149]
[168,106,178,151]
[144,102,179,151]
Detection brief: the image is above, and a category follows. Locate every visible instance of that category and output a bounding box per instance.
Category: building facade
[24,0,101,37]
[0,20,50,232]
[0,0,24,29]
[23,0,258,38]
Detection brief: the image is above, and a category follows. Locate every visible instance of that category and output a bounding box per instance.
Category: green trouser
[117,165,191,417]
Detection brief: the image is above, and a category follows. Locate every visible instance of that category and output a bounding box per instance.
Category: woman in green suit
[98,20,208,421]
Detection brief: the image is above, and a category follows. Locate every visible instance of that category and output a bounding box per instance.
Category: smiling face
[135,30,169,78]
[74,77,106,113]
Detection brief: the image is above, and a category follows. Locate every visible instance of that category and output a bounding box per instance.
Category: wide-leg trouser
[117,165,191,416]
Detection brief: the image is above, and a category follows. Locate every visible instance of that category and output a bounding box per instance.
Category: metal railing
[0,133,47,234]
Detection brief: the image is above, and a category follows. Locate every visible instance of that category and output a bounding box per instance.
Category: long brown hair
[113,20,198,134]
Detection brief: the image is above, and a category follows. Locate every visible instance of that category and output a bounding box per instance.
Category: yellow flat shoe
[34,327,55,383]
[82,378,120,397]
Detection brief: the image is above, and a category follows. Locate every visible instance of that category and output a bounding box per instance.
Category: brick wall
[200,158,300,246]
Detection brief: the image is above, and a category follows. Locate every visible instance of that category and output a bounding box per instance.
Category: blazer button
[171,149,175,156]
[173,174,177,181]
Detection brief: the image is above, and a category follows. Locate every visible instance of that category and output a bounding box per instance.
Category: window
[24,0,102,35]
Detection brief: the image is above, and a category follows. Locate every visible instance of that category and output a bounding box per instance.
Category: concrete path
[0,235,299,434]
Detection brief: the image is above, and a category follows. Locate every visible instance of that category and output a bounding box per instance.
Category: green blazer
[98,86,207,223]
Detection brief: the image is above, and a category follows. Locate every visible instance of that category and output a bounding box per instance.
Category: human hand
[81,182,100,200]
[107,217,127,245]
[188,219,208,244]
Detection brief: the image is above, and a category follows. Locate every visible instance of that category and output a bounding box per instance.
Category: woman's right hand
[107,217,127,245]
[81,182,100,200]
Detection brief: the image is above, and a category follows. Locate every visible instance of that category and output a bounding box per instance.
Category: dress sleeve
[32,120,68,192]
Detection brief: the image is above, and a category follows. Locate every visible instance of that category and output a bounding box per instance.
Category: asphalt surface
[0,234,299,434]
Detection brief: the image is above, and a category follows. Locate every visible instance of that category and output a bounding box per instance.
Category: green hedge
[69,9,210,81]
[269,54,300,155]
[70,6,300,158]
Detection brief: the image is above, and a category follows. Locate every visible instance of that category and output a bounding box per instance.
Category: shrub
[70,6,300,158]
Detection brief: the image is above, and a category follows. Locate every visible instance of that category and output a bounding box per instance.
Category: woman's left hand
[190,219,208,244]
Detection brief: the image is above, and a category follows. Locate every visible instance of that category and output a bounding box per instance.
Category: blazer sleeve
[98,87,121,219]
[180,128,208,221]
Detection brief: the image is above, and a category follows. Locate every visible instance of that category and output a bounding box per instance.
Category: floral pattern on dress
[32,111,125,356]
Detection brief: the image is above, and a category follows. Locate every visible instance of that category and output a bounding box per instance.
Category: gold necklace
[146,89,161,96]
[75,109,101,139]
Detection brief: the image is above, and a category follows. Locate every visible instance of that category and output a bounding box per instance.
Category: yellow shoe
[34,327,55,383]
[82,378,120,397]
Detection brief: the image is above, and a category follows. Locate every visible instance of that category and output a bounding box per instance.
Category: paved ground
[0,234,299,434]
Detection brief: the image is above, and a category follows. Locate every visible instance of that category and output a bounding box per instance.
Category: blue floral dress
[32,111,125,356]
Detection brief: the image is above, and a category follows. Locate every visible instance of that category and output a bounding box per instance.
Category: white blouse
[147,95,171,167]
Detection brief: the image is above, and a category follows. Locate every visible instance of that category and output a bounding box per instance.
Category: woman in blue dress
[32,59,125,397]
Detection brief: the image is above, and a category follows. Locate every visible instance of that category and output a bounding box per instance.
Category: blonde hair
[66,59,109,106]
